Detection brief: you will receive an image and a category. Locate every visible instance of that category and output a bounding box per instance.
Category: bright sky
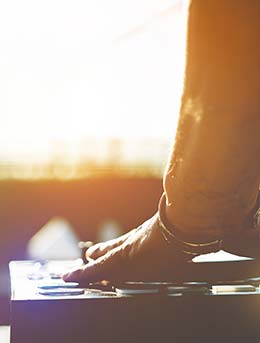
[0,0,187,161]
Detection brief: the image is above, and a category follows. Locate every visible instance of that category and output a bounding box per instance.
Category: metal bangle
[158,193,222,255]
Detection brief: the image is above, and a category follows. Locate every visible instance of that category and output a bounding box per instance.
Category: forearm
[164,0,260,240]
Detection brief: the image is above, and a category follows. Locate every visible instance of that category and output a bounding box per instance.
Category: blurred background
[0,0,186,324]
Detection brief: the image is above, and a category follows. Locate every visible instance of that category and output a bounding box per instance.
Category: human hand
[222,200,260,258]
[62,214,192,283]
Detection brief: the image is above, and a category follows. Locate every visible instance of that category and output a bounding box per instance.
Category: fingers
[63,246,126,283]
[86,229,136,260]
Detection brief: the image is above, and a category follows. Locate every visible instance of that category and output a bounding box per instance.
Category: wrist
[158,193,222,255]
[164,193,223,243]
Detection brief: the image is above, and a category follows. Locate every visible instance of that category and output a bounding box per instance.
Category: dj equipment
[9,257,260,343]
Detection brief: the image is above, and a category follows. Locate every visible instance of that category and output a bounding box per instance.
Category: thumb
[222,228,260,258]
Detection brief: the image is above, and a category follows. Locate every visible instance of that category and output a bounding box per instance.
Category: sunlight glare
[0,0,186,162]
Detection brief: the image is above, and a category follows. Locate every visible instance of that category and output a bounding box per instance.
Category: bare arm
[164,0,260,241]
[63,0,260,282]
